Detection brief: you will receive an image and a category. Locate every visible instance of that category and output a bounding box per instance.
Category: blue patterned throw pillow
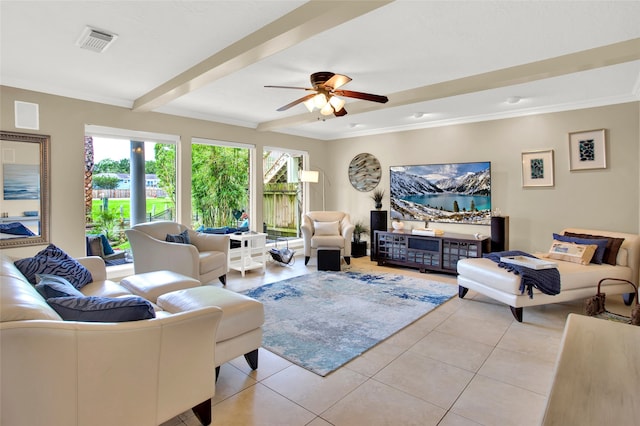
[14,244,93,289]
[47,296,156,322]
[165,229,190,244]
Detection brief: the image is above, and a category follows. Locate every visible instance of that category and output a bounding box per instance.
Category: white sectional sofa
[457,228,640,322]
[0,253,222,426]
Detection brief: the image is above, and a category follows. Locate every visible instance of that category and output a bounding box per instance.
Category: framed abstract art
[522,149,554,187]
[569,129,606,171]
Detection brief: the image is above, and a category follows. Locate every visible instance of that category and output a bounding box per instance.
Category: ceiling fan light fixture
[329,95,345,112]
[303,99,315,112]
[313,93,328,108]
[267,71,387,117]
[320,102,334,116]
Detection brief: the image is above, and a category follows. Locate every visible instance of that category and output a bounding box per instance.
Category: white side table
[228,232,267,277]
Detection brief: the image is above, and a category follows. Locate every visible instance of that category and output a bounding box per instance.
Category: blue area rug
[243,270,457,376]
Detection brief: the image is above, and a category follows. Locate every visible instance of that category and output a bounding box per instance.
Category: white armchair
[126,221,230,285]
[301,211,355,266]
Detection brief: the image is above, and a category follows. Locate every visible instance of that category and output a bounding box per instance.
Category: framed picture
[3,163,40,199]
[522,150,554,187]
[568,129,606,170]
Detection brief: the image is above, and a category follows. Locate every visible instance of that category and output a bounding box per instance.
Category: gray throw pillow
[166,229,191,244]
[34,274,84,299]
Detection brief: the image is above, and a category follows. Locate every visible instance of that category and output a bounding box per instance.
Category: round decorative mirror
[348,153,381,192]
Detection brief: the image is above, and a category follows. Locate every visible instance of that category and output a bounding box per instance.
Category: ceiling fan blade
[265,85,314,91]
[334,89,388,104]
[334,107,348,117]
[325,74,351,90]
[276,93,316,111]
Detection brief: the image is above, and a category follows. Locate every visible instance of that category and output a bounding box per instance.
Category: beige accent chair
[126,221,229,285]
[301,211,355,266]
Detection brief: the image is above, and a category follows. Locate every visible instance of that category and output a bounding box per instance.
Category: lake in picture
[404,194,491,212]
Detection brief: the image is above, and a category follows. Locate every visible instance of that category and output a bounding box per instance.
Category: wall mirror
[0,130,50,247]
[348,152,381,192]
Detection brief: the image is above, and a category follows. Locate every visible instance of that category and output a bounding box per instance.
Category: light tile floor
[161,255,634,426]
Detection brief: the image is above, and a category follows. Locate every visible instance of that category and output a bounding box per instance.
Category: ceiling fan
[265,72,388,117]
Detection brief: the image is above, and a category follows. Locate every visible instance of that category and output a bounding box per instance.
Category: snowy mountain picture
[390,162,491,225]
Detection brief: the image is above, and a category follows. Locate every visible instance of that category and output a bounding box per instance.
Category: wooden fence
[92,189,167,199]
[263,183,299,237]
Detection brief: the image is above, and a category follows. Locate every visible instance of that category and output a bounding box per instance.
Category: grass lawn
[89,198,174,250]
[91,198,173,221]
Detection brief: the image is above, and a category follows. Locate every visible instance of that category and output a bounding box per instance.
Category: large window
[191,138,252,230]
[84,127,177,251]
[263,148,307,239]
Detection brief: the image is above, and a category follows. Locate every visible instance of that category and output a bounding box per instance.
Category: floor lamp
[300,170,325,211]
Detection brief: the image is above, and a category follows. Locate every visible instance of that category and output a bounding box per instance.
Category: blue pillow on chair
[86,234,115,256]
[98,234,115,255]
[47,296,156,322]
[165,229,191,244]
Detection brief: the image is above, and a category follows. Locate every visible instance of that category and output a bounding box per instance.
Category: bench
[457,228,640,322]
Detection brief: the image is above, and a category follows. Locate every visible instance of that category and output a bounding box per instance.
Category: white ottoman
[120,270,201,303]
[157,286,264,373]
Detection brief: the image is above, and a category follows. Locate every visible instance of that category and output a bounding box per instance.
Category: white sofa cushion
[0,275,62,321]
[120,270,201,303]
[1,257,62,321]
[157,286,264,342]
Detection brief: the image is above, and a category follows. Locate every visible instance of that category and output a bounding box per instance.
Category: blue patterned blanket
[484,250,561,298]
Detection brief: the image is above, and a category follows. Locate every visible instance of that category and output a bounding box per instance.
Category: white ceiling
[1,0,639,141]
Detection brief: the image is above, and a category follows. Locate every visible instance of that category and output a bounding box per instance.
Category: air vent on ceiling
[76,26,118,53]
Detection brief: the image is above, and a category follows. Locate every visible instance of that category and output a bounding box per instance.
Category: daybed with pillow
[301,211,355,266]
[457,228,640,322]
[0,247,223,426]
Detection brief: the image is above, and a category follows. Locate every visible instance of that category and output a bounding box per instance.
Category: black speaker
[370,210,388,260]
[491,216,509,252]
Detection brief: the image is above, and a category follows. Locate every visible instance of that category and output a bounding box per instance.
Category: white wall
[327,102,639,253]
[1,85,638,258]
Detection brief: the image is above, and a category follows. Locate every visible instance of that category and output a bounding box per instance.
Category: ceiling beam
[257,37,640,132]
[132,0,393,112]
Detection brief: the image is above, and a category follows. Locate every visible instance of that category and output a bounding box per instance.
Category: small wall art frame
[568,129,606,171]
[522,149,554,187]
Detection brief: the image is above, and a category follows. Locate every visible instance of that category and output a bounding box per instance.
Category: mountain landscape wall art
[390,162,491,225]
